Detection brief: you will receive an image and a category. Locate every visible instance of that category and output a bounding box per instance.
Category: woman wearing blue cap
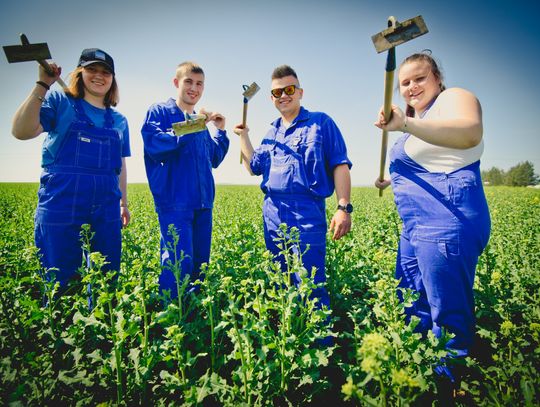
[12,48,131,294]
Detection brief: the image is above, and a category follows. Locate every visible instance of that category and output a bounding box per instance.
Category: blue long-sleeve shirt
[142,98,229,210]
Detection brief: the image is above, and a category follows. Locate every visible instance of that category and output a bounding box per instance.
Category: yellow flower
[500,320,515,336]
[392,368,409,386]
[490,271,502,284]
[360,332,389,352]
[361,356,381,375]
[341,377,357,399]
[392,368,420,388]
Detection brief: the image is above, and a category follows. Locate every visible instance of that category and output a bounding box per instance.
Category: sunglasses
[271,84,300,98]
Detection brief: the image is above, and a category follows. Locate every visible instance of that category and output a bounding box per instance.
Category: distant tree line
[481,161,539,186]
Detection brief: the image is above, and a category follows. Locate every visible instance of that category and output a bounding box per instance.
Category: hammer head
[3,42,51,63]
[372,15,428,53]
[3,34,51,63]
[242,82,260,101]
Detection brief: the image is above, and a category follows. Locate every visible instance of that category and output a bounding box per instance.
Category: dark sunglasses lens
[284,85,296,95]
[271,88,283,98]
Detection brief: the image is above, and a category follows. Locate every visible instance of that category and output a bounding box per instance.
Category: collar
[271,106,310,128]
[165,98,198,119]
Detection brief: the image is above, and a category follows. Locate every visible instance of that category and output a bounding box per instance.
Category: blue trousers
[263,196,329,308]
[396,228,480,354]
[157,207,212,298]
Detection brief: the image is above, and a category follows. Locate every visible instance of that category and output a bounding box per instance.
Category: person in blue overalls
[374,51,491,384]
[233,65,352,312]
[11,48,131,293]
[142,62,229,299]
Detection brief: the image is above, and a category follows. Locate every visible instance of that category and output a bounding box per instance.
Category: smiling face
[271,75,303,122]
[398,60,442,115]
[81,63,113,98]
[174,69,204,112]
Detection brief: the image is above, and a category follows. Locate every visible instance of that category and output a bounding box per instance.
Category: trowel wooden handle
[20,33,67,89]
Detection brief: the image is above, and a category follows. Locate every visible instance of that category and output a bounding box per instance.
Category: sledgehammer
[3,33,68,89]
[371,15,428,196]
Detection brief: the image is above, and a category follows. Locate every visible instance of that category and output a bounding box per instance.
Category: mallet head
[371,15,428,53]
[242,82,260,102]
[3,41,51,63]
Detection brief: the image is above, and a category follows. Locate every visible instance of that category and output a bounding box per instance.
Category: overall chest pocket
[267,147,309,194]
[296,128,323,164]
[75,130,122,170]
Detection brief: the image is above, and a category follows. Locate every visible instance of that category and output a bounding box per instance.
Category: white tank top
[404,135,484,173]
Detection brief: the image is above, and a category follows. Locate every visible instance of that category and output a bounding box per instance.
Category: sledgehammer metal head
[242,82,260,102]
[371,15,428,53]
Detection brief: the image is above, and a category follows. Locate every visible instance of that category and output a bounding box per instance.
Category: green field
[0,183,538,406]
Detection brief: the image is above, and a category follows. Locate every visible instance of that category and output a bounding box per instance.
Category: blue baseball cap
[78,48,115,75]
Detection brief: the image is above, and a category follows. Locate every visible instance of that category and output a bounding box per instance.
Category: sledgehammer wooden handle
[20,34,68,89]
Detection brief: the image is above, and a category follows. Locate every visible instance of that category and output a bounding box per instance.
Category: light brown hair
[65,66,119,107]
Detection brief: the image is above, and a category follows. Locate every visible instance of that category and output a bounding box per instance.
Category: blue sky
[1,0,538,185]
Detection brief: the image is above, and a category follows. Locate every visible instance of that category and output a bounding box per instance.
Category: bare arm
[329,164,352,240]
[12,64,61,140]
[119,157,131,227]
[233,124,256,175]
[375,88,483,149]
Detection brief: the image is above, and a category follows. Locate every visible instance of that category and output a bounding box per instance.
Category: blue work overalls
[389,133,491,356]
[142,99,229,299]
[34,98,123,290]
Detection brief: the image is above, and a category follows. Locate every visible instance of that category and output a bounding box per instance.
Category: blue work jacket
[142,98,229,210]
[250,107,351,199]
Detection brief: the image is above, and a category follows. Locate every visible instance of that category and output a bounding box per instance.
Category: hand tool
[3,33,68,89]
[172,113,207,136]
[371,15,428,196]
[240,82,260,164]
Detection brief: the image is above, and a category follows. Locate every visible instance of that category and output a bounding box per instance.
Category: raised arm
[12,64,61,140]
[375,88,483,149]
[233,124,256,175]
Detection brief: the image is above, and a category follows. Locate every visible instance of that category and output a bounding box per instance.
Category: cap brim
[79,60,114,74]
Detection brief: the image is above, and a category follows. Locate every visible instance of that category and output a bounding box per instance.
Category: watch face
[338,204,353,213]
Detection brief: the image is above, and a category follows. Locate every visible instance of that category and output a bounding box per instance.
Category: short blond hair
[176,61,205,79]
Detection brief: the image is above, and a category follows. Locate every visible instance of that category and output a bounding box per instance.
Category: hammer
[240,82,260,164]
[371,15,428,196]
[3,33,68,89]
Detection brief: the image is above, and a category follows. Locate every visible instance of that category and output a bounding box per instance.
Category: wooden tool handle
[378,69,395,197]
[240,102,248,164]
[242,102,248,127]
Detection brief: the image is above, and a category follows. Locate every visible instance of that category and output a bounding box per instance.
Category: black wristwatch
[337,203,353,214]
